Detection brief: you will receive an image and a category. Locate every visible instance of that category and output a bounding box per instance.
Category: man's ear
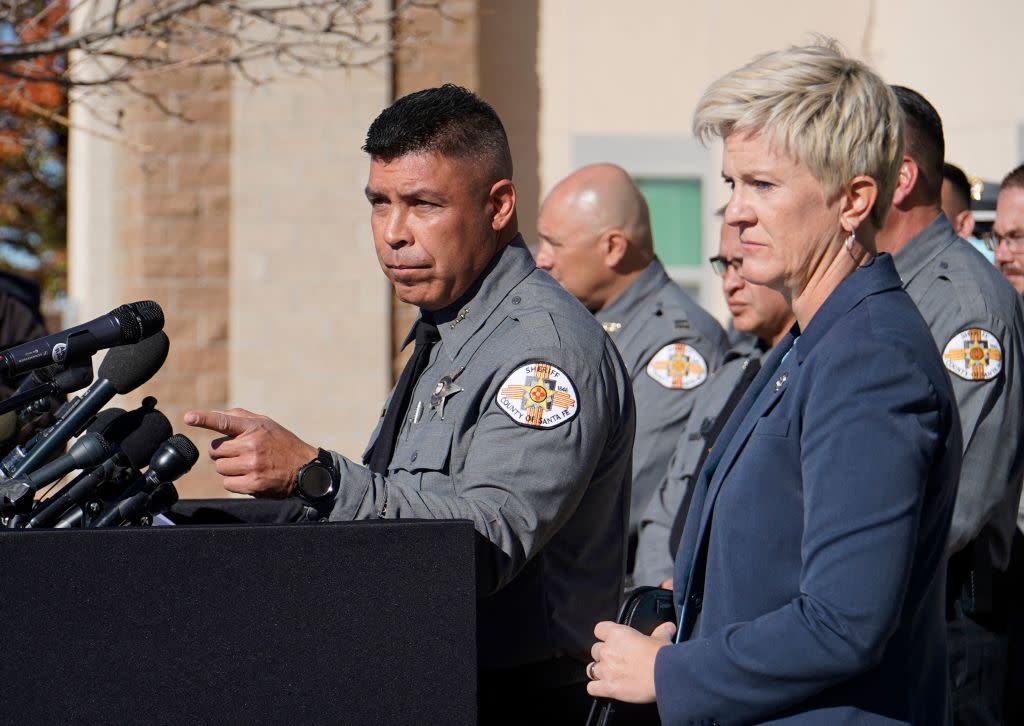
[891,156,918,208]
[488,179,516,231]
[603,230,629,268]
[954,210,976,239]
[839,175,879,233]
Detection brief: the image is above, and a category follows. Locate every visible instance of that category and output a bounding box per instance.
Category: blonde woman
[587,41,961,725]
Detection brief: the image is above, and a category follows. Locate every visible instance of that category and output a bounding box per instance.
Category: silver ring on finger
[586,661,599,681]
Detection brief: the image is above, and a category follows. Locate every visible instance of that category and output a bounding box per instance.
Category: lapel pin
[773,373,788,393]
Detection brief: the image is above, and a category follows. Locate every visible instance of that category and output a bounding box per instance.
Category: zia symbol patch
[646,343,708,389]
[942,328,1002,381]
[496,362,579,429]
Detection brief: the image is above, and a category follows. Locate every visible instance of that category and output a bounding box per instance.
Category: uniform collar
[892,213,959,287]
[596,258,669,327]
[792,253,903,364]
[722,331,764,363]
[400,234,536,361]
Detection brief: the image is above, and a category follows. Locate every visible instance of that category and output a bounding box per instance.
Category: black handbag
[585,586,676,726]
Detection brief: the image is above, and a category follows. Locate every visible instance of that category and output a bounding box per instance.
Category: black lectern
[0,510,476,725]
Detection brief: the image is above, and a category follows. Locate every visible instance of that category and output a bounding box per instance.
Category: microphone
[4,331,169,480]
[0,363,95,419]
[25,406,172,529]
[0,431,112,515]
[0,301,164,379]
[90,433,198,528]
[90,481,179,528]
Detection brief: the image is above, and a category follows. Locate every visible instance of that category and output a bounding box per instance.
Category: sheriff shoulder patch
[942,328,1002,381]
[646,342,708,389]
[496,362,579,429]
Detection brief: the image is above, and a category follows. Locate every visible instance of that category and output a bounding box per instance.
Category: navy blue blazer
[655,255,961,725]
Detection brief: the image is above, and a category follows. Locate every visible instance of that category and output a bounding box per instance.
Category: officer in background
[633,214,793,588]
[988,162,1024,724]
[535,164,728,577]
[990,164,1024,296]
[876,86,1024,726]
[942,161,993,263]
[185,84,635,725]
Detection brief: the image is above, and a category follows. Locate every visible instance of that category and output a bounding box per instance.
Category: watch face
[300,465,333,499]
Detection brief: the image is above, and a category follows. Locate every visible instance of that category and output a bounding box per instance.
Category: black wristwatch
[294,448,340,504]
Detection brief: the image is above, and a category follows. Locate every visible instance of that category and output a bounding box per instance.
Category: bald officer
[536,164,728,573]
[877,87,1024,726]
[185,85,634,724]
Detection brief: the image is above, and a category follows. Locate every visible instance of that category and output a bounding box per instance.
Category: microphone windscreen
[98,331,169,395]
[110,409,173,470]
[131,301,165,338]
[87,407,127,435]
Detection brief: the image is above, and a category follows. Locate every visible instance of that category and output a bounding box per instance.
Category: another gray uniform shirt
[595,258,728,538]
[327,237,635,670]
[633,335,765,587]
[894,214,1024,569]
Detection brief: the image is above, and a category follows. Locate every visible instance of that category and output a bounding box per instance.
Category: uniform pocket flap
[389,422,454,472]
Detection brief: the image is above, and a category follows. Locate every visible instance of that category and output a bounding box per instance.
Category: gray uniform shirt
[632,335,765,587]
[894,214,1024,569]
[326,237,635,669]
[595,259,728,538]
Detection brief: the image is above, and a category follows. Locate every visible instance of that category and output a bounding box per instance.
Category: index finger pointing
[184,409,251,436]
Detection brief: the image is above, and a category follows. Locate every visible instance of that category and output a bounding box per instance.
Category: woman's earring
[845,229,856,254]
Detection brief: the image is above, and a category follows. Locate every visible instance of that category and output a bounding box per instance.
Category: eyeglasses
[982,230,1024,253]
[709,255,742,276]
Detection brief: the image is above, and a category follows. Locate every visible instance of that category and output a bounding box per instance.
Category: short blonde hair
[693,39,902,230]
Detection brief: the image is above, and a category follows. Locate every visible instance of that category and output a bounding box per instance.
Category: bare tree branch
[1,0,444,86]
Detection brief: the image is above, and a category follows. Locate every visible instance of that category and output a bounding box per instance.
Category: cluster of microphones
[0,301,200,529]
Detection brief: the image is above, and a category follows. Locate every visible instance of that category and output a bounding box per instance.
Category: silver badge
[430,376,464,419]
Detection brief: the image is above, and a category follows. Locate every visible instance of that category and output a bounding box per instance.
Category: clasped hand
[587,620,676,703]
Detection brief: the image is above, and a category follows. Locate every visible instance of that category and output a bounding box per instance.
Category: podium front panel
[0,518,476,725]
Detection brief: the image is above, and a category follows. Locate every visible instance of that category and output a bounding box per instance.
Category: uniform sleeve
[630,329,728,531]
[634,427,704,587]
[654,337,947,724]
[327,344,633,596]
[943,311,1024,558]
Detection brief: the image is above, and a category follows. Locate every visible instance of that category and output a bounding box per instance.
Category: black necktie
[668,357,762,557]
[366,319,440,475]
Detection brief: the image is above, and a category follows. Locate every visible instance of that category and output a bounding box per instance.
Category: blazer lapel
[677,336,796,600]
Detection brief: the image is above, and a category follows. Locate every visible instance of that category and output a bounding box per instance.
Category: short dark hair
[1002,163,1024,192]
[363,84,513,183]
[943,162,972,210]
[891,85,944,202]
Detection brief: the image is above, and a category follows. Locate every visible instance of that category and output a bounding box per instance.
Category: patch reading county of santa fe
[496,362,579,429]
[646,343,708,389]
[942,328,1002,381]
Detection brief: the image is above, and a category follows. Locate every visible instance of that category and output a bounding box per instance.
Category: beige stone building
[68,0,1024,497]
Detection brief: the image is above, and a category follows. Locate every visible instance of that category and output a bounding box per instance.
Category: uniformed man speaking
[185,85,635,723]
[536,164,728,577]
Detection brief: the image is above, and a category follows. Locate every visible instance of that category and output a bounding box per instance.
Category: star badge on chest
[430,375,464,419]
